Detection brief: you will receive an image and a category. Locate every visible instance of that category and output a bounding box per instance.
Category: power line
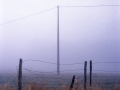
[0,5,120,26]
[0,7,57,25]
[60,5,120,8]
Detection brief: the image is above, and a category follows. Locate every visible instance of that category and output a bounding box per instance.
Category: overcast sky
[0,0,120,74]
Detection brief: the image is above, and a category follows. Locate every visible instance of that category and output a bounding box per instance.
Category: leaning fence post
[18,58,22,90]
[69,75,75,90]
[84,61,87,90]
[90,60,92,90]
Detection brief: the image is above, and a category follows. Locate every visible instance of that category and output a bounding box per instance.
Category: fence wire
[0,60,120,90]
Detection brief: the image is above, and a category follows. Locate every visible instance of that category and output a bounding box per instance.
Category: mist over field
[0,0,120,74]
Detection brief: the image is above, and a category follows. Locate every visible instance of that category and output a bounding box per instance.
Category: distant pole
[90,60,92,90]
[18,58,22,90]
[84,61,87,90]
[57,5,60,75]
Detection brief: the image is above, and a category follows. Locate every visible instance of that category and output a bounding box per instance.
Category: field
[0,82,120,90]
[0,73,120,90]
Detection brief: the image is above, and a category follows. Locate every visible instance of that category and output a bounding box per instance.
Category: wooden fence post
[18,58,22,90]
[69,75,75,90]
[84,61,87,90]
[90,60,92,90]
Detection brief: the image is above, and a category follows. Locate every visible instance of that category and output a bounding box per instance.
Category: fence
[0,59,120,90]
[18,59,85,90]
[90,62,120,90]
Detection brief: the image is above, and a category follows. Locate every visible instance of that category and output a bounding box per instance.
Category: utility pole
[57,5,60,75]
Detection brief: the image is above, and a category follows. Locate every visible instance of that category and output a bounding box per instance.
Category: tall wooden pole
[18,58,22,90]
[57,5,60,75]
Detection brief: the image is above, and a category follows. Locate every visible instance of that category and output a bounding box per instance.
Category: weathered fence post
[90,60,92,90]
[18,58,22,90]
[84,61,87,90]
[69,75,75,90]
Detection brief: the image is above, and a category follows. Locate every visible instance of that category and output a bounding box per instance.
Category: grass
[0,83,120,90]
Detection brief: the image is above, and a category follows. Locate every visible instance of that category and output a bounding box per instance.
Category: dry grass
[0,84,17,90]
[23,83,48,90]
[0,84,120,90]
[114,84,120,90]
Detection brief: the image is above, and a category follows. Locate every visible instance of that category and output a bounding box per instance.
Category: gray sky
[0,0,120,73]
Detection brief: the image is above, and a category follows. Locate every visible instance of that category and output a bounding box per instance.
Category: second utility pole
[57,5,60,75]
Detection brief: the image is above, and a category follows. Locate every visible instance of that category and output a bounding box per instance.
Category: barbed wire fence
[21,59,85,90]
[0,59,120,90]
[89,62,120,90]
[10,58,119,90]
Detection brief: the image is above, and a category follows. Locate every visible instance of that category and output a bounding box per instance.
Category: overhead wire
[0,5,120,25]
[0,7,57,25]
[60,5,120,8]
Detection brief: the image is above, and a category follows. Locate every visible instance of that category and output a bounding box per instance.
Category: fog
[0,0,120,74]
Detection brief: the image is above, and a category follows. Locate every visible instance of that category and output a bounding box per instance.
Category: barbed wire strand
[22,68,55,85]
[93,62,120,64]
[22,67,75,80]
[23,68,73,86]
[92,75,120,77]
[23,59,84,65]
[23,68,84,73]
[21,70,68,88]
[92,70,120,73]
